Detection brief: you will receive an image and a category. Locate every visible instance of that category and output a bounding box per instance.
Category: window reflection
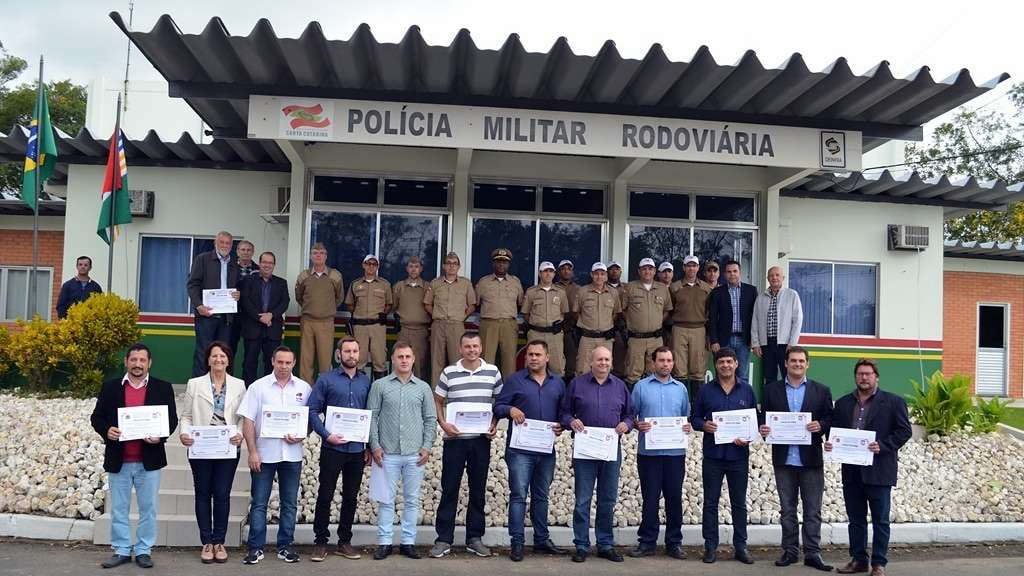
[627,225,691,281]
[539,221,603,286]
[310,211,376,304]
[470,218,537,283]
[378,214,441,282]
[693,229,753,284]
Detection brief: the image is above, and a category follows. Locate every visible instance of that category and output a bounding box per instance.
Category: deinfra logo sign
[820,131,846,169]
[279,100,333,140]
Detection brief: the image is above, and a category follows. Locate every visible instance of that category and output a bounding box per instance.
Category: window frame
[789,258,880,337]
[471,177,610,220]
[0,265,54,322]
[309,170,453,212]
[136,233,218,316]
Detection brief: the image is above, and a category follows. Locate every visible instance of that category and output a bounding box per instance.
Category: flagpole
[107,93,122,291]
[29,55,43,320]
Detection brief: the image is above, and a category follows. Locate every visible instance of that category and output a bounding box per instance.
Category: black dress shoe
[373,545,393,560]
[597,548,624,562]
[805,556,834,572]
[510,543,524,562]
[665,545,687,560]
[734,548,754,564]
[134,554,154,569]
[399,545,420,559]
[533,540,567,555]
[628,545,655,558]
[571,549,588,563]
[776,551,799,566]
[702,548,717,563]
[101,554,132,569]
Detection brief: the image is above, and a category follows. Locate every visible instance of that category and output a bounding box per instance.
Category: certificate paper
[325,406,372,443]
[260,406,309,439]
[202,288,237,314]
[445,402,493,435]
[825,427,876,466]
[188,425,237,459]
[644,417,689,450]
[765,411,812,445]
[572,426,618,461]
[509,419,557,454]
[117,405,170,441]
[712,408,758,444]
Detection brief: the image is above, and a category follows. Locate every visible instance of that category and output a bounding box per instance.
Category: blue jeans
[728,334,751,382]
[572,451,621,551]
[108,463,161,557]
[189,456,238,544]
[843,474,892,567]
[193,315,231,377]
[702,456,748,550]
[506,448,556,546]
[246,460,301,551]
[377,454,425,545]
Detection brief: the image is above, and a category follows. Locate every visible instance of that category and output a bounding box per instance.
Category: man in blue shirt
[691,347,757,565]
[493,340,567,562]
[758,346,833,572]
[57,256,103,319]
[628,346,692,560]
[307,337,372,562]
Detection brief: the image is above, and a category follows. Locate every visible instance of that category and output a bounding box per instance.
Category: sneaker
[310,545,328,562]
[134,554,154,569]
[466,538,491,557]
[277,548,300,563]
[373,545,393,560]
[242,549,264,565]
[101,554,132,569]
[430,541,452,558]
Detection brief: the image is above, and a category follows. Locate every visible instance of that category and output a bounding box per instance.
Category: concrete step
[94,512,246,547]
[159,464,252,492]
[118,488,252,516]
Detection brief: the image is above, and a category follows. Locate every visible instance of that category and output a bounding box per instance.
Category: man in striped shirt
[431,332,503,559]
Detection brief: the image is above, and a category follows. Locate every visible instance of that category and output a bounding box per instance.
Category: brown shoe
[311,544,329,562]
[837,560,869,574]
[213,544,228,564]
[870,566,886,576]
[200,544,214,564]
[335,543,361,559]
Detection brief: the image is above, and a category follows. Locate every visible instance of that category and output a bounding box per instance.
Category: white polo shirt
[237,373,311,463]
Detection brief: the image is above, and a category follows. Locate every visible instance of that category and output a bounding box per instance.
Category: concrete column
[610,158,648,279]
[276,139,307,315]
[761,168,815,276]
[451,148,473,262]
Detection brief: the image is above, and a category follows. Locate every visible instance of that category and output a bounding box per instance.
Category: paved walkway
[1,540,1022,575]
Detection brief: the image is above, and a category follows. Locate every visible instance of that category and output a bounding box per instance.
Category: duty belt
[628,330,663,339]
[351,317,384,326]
[526,321,563,334]
[580,327,616,339]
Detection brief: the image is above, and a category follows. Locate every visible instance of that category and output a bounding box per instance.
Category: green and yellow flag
[21,84,58,211]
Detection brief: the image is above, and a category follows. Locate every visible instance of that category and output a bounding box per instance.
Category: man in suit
[828,359,912,576]
[757,346,833,571]
[241,251,290,385]
[708,260,757,382]
[90,343,179,569]
[187,231,240,378]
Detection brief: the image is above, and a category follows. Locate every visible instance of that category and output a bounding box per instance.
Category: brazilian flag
[21,84,58,211]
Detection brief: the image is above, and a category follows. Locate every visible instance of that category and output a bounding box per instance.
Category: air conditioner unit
[128,189,155,218]
[260,186,291,224]
[275,186,291,212]
[887,224,929,251]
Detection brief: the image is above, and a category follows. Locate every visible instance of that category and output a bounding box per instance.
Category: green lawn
[1004,407,1024,430]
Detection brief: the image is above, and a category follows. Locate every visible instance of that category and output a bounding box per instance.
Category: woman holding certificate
[179,341,246,564]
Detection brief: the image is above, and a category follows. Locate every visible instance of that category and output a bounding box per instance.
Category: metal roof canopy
[111,12,1009,150]
[782,170,1024,216]
[944,239,1024,262]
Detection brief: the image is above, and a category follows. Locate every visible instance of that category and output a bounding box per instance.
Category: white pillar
[610,157,649,279]
[277,139,307,315]
[451,148,473,262]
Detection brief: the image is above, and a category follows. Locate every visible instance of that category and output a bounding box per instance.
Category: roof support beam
[780,188,1003,211]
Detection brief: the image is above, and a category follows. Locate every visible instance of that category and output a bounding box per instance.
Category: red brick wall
[943,270,1024,398]
[0,229,64,324]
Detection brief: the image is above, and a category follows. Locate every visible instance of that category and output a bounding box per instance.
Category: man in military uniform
[703,260,721,288]
[572,262,622,376]
[658,261,676,351]
[557,260,580,378]
[476,248,524,376]
[622,258,673,386]
[393,256,431,379]
[295,242,344,384]
[606,261,627,378]
[669,255,713,394]
[425,252,476,385]
[345,255,393,380]
[521,261,569,376]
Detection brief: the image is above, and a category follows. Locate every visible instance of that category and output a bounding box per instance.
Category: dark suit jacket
[832,388,912,486]
[241,274,290,341]
[760,378,833,468]
[708,282,758,346]
[186,250,240,313]
[90,376,179,473]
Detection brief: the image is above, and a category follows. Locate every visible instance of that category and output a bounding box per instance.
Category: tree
[905,83,1024,242]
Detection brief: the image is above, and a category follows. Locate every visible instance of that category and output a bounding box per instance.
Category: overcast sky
[1,0,1020,122]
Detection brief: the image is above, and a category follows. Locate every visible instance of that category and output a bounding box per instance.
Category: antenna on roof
[121,0,134,117]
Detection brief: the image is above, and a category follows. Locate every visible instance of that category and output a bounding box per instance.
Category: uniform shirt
[393,278,430,326]
[436,359,503,440]
[493,369,565,452]
[426,276,476,321]
[669,279,712,325]
[237,373,312,464]
[573,284,622,331]
[784,377,807,466]
[690,378,757,461]
[521,284,568,327]
[367,373,437,456]
[622,281,673,333]
[345,276,393,319]
[295,268,344,319]
[632,374,690,456]
[308,368,372,453]
[476,274,524,319]
[559,372,634,431]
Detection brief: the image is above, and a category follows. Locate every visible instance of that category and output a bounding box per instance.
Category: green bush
[6,316,62,392]
[58,293,142,397]
[906,371,973,436]
[0,325,11,381]
[971,396,1011,433]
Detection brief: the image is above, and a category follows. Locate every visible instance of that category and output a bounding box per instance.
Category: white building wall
[780,197,944,341]
[63,164,290,302]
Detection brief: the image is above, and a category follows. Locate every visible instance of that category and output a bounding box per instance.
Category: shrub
[58,293,142,397]
[0,325,11,380]
[971,396,1011,433]
[6,316,62,391]
[906,371,973,436]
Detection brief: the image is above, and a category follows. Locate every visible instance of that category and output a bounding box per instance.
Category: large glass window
[630,191,689,220]
[790,260,877,336]
[473,183,536,212]
[694,229,754,284]
[542,186,604,215]
[627,225,691,282]
[310,211,377,292]
[2,266,52,321]
[695,194,755,222]
[378,214,444,282]
[470,218,537,283]
[313,175,377,204]
[384,179,448,208]
[539,221,603,286]
[137,235,243,314]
